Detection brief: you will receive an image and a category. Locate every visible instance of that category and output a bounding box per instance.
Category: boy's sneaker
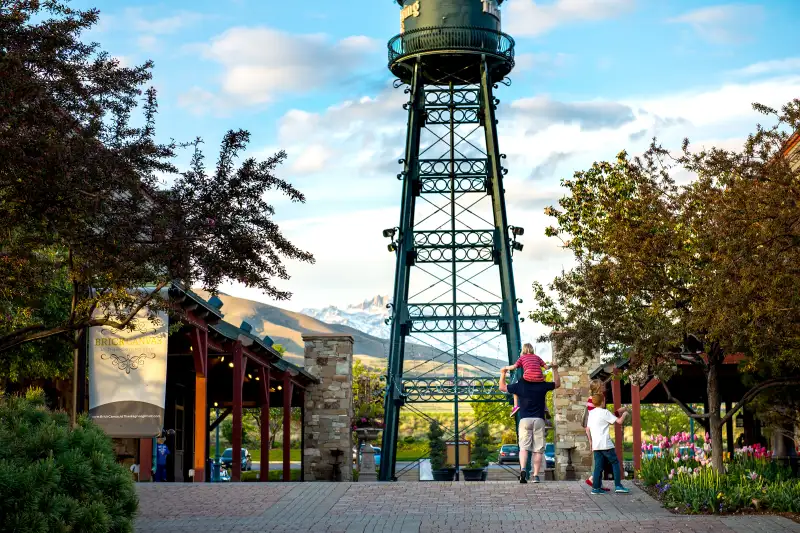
[532,475,540,483]
[615,486,630,494]
[590,488,605,495]
[519,470,528,484]
[585,478,610,491]
[510,406,520,417]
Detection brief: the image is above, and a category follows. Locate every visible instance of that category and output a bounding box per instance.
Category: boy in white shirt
[585,392,630,494]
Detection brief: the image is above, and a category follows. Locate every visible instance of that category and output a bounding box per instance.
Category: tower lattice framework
[380,0,523,482]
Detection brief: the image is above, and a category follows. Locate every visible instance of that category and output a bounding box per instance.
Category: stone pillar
[552,340,604,481]
[302,334,354,481]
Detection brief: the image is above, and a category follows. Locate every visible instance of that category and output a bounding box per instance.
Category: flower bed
[639,433,800,516]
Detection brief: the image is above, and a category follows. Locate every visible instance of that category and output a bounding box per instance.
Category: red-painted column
[612,368,623,465]
[232,342,244,482]
[140,438,153,482]
[259,367,271,482]
[632,384,642,474]
[283,374,293,482]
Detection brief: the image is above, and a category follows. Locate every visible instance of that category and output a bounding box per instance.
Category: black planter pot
[481,469,488,481]
[432,468,456,481]
[461,468,486,481]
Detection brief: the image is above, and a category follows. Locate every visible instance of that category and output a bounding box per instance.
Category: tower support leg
[379,61,424,482]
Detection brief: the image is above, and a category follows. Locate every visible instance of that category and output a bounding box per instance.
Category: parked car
[220,448,252,471]
[498,444,519,464]
[544,443,555,468]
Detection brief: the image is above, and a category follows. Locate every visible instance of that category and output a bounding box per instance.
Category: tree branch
[0,282,169,353]
[661,381,710,423]
[719,378,800,426]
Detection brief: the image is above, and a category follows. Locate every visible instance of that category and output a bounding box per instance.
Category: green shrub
[471,423,491,468]
[427,420,446,470]
[0,389,138,533]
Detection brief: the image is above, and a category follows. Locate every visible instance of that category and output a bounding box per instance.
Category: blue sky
[81,0,800,356]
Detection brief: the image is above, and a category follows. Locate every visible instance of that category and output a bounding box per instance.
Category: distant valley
[193,291,506,377]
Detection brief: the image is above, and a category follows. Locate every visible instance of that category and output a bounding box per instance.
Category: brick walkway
[135,481,800,533]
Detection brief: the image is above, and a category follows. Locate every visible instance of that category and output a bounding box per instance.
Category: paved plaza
[135,481,800,533]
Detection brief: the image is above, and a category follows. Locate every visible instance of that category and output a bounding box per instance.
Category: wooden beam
[632,384,642,474]
[640,378,661,401]
[612,368,623,465]
[259,366,271,483]
[188,328,208,377]
[232,342,244,482]
[139,438,153,482]
[283,374,293,482]
[725,401,734,454]
[193,373,207,483]
[209,407,232,432]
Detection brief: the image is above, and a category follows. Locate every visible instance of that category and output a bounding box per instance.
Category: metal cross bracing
[379,56,523,482]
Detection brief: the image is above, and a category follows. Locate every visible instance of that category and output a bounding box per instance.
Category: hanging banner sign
[88,305,169,438]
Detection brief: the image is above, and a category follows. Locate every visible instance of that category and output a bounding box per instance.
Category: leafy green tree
[0,388,137,532]
[640,404,690,439]
[531,99,800,470]
[1,1,313,363]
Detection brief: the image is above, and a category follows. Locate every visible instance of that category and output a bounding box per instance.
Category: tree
[427,419,446,470]
[640,404,690,439]
[0,388,137,532]
[246,407,301,449]
[531,99,800,470]
[0,2,313,363]
[352,359,384,427]
[471,422,492,467]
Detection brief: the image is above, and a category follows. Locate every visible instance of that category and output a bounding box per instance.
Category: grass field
[241,469,301,482]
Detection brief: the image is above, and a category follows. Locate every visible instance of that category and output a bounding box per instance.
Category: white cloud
[137,35,159,52]
[667,3,764,44]
[514,52,571,74]
[127,8,206,35]
[180,27,380,110]
[732,57,800,77]
[218,71,800,362]
[505,0,636,37]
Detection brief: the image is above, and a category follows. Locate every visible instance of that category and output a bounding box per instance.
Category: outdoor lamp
[736,415,744,428]
[388,243,397,253]
[228,362,234,368]
[512,241,523,251]
[383,228,396,239]
[511,226,524,236]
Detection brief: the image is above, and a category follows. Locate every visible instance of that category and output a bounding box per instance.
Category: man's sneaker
[519,470,528,484]
[590,488,605,495]
[532,475,541,483]
[615,486,630,494]
[510,406,520,417]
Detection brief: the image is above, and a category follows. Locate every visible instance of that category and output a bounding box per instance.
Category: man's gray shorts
[518,417,546,453]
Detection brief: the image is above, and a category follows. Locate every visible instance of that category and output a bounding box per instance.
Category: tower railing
[387,26,515,66]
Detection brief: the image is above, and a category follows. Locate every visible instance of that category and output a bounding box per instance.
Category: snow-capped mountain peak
[301,296,391,339]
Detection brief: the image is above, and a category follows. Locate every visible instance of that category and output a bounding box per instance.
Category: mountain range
[193,291,505,377]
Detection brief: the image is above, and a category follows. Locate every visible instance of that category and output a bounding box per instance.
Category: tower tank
[390,0,513,84]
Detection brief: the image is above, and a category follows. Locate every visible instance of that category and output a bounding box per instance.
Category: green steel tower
[379,0,524,481]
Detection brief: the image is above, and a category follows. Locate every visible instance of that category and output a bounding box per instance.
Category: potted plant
[462,423,492,481]
[461,461,485,481]
[428,420,455,481]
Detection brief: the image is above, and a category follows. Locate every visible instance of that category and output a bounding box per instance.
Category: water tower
[379,0,523,481]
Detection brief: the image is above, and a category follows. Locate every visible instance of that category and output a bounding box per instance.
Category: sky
[80,0,800,358]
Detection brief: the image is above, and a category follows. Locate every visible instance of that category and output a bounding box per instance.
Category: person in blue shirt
[499,363,560,484]
[156,437,170,482]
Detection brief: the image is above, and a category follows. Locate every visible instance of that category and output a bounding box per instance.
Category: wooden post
[232,342,244,482]
[632,384,642,474]
[725,401,734,455]
[611,368,623,465]
[283,374,293,482]
[259,367,271,482]
[140,438,153,482]
[299,388,305,483]
[190,328,208,483]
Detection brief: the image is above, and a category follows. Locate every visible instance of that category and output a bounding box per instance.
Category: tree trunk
[707,359,724,470]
